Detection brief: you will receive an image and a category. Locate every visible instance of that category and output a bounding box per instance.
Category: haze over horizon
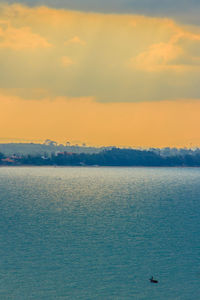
[1,1,200,147]
[0,139,198,150]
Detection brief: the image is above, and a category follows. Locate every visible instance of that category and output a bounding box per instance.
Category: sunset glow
[1,2,200,147]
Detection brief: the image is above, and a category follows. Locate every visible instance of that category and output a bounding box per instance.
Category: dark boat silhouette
[149,276,158,283]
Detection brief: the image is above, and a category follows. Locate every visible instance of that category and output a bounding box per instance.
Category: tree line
[1,148,200,166]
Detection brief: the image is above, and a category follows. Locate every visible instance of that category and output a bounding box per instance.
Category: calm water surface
[0,167,199,299]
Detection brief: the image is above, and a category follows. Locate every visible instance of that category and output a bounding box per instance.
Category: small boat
[149,276,158,283]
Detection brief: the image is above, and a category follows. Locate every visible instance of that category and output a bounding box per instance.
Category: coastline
[1,165,200,168]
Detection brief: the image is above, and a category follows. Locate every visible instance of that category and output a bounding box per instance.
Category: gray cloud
[5,0,200,25]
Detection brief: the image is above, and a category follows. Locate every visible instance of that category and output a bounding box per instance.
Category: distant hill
[0,142,110,156]
[0,142,199,157]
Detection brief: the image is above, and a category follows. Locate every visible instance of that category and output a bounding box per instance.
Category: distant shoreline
[1,165,200,168]
[1,147,200,167]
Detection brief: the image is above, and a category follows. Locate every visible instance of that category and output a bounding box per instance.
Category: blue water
[0,167,200,299]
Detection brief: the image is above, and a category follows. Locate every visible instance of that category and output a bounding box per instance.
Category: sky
[1,1,200,147]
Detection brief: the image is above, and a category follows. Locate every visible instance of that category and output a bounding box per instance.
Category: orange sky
[0,93,200,147]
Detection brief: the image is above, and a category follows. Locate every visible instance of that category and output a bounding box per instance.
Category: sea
[0,167,199,299]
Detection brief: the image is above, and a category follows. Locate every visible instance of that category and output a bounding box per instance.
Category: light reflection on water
[0,167,199,299]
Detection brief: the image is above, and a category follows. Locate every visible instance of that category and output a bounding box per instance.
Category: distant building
[2,158,15,163]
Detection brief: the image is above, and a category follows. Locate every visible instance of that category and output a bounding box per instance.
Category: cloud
[130,22,200,72]
[65,36,86,46]
[1,4,200,102]
[0,22,52,50]
[61,56,75,67]
[132,42,183,71]
[4,0,200,25]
